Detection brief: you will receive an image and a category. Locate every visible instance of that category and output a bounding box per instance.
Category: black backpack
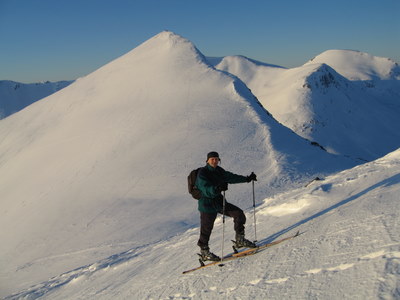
[188,167,202,200]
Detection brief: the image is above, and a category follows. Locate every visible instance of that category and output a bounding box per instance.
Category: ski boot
[232,232,257,253]
[198,247,220,266]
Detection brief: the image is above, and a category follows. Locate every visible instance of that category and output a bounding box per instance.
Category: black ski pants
[197,202,246,249]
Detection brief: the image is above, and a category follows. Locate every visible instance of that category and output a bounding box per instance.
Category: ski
[232,230,300,258]
[182,230,300,274]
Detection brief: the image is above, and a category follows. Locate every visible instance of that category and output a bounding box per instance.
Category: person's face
[207,157,219,168]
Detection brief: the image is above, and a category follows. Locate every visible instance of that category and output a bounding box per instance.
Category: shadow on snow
[260,173,400,244]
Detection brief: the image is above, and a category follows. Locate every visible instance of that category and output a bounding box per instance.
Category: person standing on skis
[195,151,257,261]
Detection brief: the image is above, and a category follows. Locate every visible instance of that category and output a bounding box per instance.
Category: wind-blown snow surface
[6,147,400,299]
[0,80,73,119]
[0,31,355,297]
[215,52,400,161]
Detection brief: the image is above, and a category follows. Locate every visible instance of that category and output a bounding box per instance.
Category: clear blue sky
[1,0,399,83]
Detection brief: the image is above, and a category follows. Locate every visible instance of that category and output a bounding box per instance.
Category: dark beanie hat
[207,151,220,161]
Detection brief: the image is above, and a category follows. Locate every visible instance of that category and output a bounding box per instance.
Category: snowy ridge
[0,80,73,119]
[305,49,400,81]
[216,53,400,161]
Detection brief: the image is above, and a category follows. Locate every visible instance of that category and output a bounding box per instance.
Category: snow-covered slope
[215,53,400,161]
[0,31,355,297]
[6,147,400,299]
[0,80,73,119]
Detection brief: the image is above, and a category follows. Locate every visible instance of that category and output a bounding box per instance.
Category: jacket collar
[206,164,218,171]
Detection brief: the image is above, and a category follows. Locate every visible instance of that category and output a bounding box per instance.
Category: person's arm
[222,169,248,184]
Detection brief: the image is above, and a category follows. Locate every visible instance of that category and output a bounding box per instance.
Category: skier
[196,151,257,261]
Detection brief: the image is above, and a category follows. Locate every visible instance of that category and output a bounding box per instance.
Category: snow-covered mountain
[305,49,400,81]
[0,31,357,298]
[0,80,73,119]
[215,52,400,161]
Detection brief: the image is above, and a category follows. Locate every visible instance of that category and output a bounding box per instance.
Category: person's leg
[197,212,220,261]
[197,212,218,249]
[223,202,246,234]
[223,202,256,248]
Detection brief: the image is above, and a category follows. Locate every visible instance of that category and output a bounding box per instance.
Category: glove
[217,182,228,192]
[247,172,257,182]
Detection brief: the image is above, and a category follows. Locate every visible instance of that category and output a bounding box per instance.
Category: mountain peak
[216,49,400,161]
[139,30,205,59]
[305,49,400,81]
[303,63,348,91]
[89,31,209,80]
[149,30,188,46]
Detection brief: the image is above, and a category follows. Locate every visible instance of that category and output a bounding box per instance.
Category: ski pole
[219,191,226,266]
[252,180,257,242]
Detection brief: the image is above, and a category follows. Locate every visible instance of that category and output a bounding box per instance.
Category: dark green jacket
[195,164,249,213]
